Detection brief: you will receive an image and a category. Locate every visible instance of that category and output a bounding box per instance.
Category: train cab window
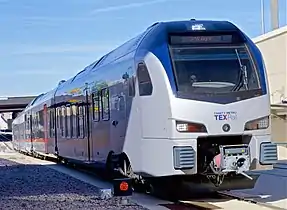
[168,36,261,98]
[92,92,100,121]
[101,88,110,120]
[137,62,153,96]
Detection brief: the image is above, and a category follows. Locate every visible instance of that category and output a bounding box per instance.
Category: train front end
[136,20,278,190]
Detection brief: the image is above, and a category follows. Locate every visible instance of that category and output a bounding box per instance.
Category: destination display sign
[170,35,233,44]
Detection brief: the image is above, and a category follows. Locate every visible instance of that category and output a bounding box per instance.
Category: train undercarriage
[106,135,258,194]
[13,139,259,201]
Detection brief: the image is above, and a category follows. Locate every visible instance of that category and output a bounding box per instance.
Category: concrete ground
[0,153,149,210]
[1,148,285,210]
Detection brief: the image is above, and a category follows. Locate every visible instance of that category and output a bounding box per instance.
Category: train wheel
[56,156,62,163]
[119,154,133,178]
[118,154,139,192]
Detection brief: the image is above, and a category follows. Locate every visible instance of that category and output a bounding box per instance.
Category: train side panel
[27,91,56,156]
[54,82,89,161]
[124,52,174,175]
[12,110,33,153]
[89,51,136,164]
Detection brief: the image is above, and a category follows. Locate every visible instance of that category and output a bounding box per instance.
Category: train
[12,19,278,192]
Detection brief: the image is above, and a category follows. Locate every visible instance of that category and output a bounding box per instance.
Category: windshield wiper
[232,49,249,91]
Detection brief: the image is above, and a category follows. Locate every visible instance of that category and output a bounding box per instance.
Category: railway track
[12,149,285,210]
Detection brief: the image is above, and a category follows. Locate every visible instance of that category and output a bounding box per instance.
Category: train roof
[21,19,240,111]
[24,88,57,111]
[54,19,239,87]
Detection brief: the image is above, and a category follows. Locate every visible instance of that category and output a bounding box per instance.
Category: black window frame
[101,88,110,121]
[167,41,264,104]
[92,92,100,122]
[137,62,153,96]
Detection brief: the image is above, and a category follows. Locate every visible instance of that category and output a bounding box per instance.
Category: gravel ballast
[0,157,149,210]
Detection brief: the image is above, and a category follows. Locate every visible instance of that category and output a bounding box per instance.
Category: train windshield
[169,34,262,101]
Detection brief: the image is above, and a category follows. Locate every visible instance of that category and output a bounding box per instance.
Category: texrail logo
[191,24,206,31]
[214,111,237,121]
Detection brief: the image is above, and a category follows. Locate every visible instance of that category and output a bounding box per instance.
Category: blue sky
[0,0,286,96]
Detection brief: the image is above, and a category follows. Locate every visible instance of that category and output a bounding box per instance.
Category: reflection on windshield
[170,45,260,94]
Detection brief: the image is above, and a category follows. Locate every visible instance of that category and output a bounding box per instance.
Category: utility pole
[270,0,279,30]
[261,0,265,34]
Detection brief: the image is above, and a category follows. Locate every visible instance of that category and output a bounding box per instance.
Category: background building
[253,26,287,105]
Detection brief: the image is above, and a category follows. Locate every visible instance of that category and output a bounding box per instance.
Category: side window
[92,92,100,121]
[38,111,42,138]
[57,107,62,136]
[51,109,55,138]
[137,62,153,96]
[61,106,66,137]
[31,115,34,139]
[25,115,29,139]
[66,106,71,138]
[35,112,40,139]
[82,105,87,136]
[48,110,51,138]
[78,105,84,138]
[49,109,55,138]
[101,88,110,120]
[72,105,77,138]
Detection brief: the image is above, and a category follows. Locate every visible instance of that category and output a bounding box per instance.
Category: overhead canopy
[0,96,36,113]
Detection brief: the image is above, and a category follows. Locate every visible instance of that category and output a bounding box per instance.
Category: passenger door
[90,87,111,162]
[110,83,127,153]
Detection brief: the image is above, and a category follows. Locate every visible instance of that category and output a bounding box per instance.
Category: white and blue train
[12,20,278,191]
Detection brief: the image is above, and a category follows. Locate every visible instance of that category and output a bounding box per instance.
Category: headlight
[244,116,269,130]
[176,121,207,133]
